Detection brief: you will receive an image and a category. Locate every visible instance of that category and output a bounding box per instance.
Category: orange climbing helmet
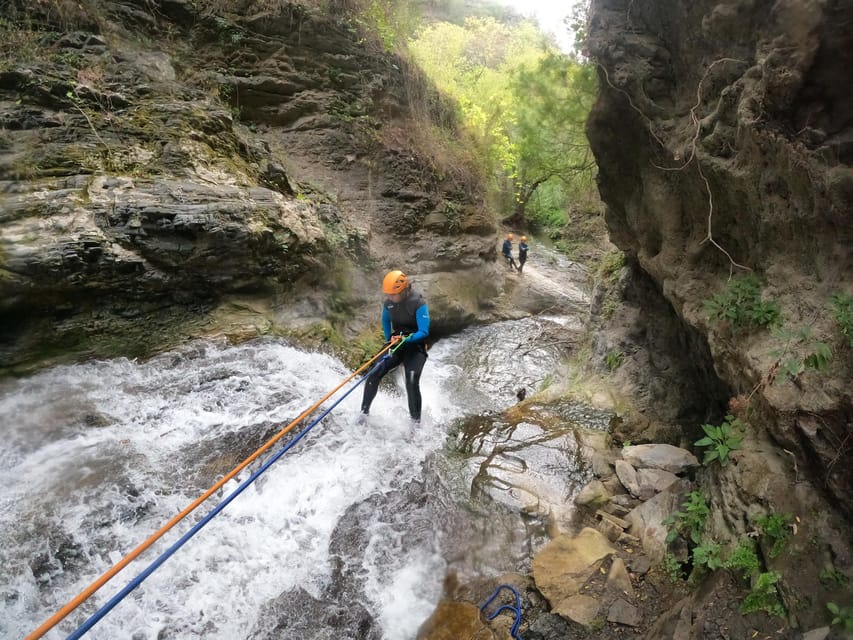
[382,270,409,295]
[521,236,527,241]
[507,233,513,240]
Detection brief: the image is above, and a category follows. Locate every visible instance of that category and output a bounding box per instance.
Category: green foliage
[831,293,853,347]
[819,568,849,587]
[508,54,597,221]
[408,18,597,233]
[770,325,832,385]
[358,0,419,51]
[566,0,590,57]
[704,275,781,330]
[605,350,623,371]
[664,553,685,582]
[694,415,744,467]
[692,540,724,571]
[803,342,833,370]
[665,491,709,545]
[827,602,853,632]
[596,250,626,282]
[724,539,761,577]
[741,571,786,618]
[754,512,793,559]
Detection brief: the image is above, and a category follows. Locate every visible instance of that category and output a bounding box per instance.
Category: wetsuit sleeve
[381,305,392,340]
[407,304,430,343]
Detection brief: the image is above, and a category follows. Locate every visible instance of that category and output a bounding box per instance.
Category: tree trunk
[501,179,543,227]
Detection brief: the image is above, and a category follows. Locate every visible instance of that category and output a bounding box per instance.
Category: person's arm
[406,304,430,343]
[381,305,392,340]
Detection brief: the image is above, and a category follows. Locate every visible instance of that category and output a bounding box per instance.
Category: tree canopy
[408,12,597,230]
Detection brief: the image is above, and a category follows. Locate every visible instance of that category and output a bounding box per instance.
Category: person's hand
[384,335,403,349]
[386,334,409,349]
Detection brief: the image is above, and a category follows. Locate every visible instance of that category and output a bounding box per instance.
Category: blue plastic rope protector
[66,355,389,639]
[480,584,524,640]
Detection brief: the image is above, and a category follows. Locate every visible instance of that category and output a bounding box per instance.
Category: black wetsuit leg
[402,347,428,420]
[361,351,402,414]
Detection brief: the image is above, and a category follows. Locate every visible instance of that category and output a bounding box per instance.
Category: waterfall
[1,314,589,640]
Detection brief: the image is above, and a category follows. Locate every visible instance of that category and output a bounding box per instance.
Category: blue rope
[480,584,524,639]
[67,356,388,639]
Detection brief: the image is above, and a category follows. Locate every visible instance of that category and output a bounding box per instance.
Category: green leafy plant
[665,491,709,544]
[741,571,786,618]
[704,275,780,330]
[692,540,724,571]
[770,326,833,384]
[664,553,684,582]
[694,415,744,466]
[820,568,849,587]
[827,602,853,632]
[725,539,761,577]
[605,350,624,371]
[831,293,853,348]
[754,512,793,559]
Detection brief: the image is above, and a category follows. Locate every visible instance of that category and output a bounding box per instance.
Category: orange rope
[26,344,390,640]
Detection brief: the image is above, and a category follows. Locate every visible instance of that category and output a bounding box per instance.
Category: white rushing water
[0,320,574,640]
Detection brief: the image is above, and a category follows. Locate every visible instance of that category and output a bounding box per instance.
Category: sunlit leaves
[409,16,597,226]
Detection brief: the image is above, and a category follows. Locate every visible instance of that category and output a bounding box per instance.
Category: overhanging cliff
[587,0,853,522]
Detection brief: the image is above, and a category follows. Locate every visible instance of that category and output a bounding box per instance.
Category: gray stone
[625,481,688,563]
[801,628,830,640]
[606,557,635,598]
[597,518,624,542]
[615,459,640,496]
[554,595,600,627]
[575,479,611,507]
[636,467,680,495]
[607,598,641,627]
[532,528,615,608]
[621,444,699,474]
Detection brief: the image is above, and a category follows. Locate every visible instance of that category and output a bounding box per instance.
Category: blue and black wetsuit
[502,239,517,270]
[361,289,430,421]
[518,241,528,273]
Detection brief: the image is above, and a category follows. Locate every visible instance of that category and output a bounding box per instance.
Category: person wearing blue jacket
[517,236,529,274]
[501,233,518,270]
[361,270,430,422]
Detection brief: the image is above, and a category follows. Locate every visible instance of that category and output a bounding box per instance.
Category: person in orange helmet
[501,233,517,270]
[360,270,430,422]
[517,236,529,274]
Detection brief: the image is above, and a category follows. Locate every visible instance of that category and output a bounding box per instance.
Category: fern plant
[770,325,832,384]
[725,539,760,577]
[741,571,786,618]
[665,491,709,544]
[754,512,793,559]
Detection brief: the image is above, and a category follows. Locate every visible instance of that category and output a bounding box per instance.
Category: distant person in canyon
[502,233,518,270]
[360,270,430,423]
[517,236,529,274]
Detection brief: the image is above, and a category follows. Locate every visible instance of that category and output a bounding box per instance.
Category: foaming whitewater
[0,322,574,640]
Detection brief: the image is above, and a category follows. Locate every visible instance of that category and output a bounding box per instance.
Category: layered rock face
[0,0,499,373]
[587,0,853,520]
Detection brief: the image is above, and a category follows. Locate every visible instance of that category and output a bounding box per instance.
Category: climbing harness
[480,584,524,639]
[26,344,395,640]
